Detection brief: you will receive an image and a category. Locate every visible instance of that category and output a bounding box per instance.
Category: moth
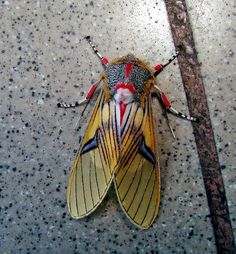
[58,36,198,229]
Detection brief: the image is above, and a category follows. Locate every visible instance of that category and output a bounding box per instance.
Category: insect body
[58,36,198,229]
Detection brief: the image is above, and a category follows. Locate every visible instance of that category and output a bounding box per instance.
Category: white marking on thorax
[114,88,134,104]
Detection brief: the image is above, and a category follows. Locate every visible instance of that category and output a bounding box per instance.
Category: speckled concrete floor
[0,0,234,253]
[187,0,236,242]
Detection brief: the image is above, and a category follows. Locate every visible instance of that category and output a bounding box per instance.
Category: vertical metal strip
[164,1,235,253]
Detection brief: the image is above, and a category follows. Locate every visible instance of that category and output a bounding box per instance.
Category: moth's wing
[114,99,160,229]
[67,92,120,218]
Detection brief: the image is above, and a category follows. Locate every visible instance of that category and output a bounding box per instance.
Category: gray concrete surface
[187,0,236,241]
[0,0,234,253]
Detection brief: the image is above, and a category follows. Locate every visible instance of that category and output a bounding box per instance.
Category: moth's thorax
[105,54,153,102]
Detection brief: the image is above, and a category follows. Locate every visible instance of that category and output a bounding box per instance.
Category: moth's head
[110,54,154,75]
[119,54,139,63]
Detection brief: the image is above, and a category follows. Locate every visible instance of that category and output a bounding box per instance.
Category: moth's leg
[85,36,109,66]
[57,79,101,108]
[160,103,176,138]
[151,86,176,138]
[152,85,198,122]
[57,99,86,108]
[154,46,181,77]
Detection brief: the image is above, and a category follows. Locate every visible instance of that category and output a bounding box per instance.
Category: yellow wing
[114,98,160,229]
[67,91,119,218]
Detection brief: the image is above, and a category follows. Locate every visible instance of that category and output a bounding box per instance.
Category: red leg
[57,80,101,108]
[153,85,198,122]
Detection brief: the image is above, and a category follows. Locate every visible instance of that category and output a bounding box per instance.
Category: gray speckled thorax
[105,55,152,101]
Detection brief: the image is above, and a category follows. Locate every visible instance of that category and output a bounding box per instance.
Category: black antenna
[85,36,109,66]
[154,45,182,77]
